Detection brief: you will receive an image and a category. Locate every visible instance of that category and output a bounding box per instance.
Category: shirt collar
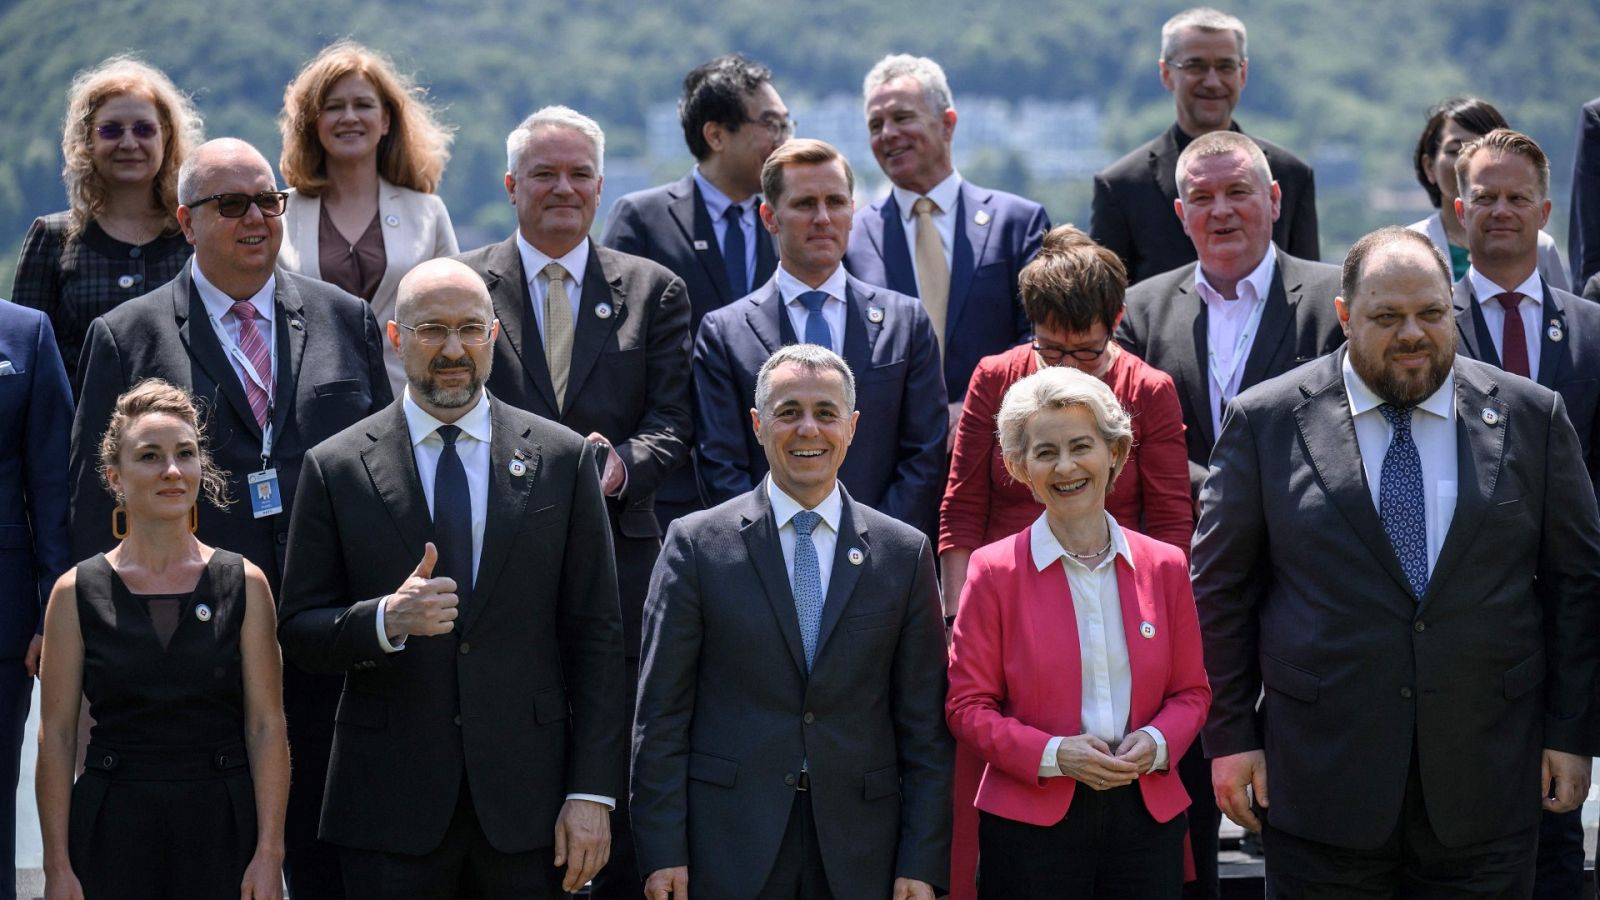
[1342,352,1455,422]
[1194,247,1277,306]
[402,387,493,447]
[893,170,963,222]
[1028,510,1134,573]
[776,263,849,305]
[516,231,589,288]
[766,476,843,535]
[191,257,276,324]
[1466,266,1544,310]
[693,166,757,220]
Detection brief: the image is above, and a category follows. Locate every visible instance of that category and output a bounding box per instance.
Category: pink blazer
[946,525,1210,827]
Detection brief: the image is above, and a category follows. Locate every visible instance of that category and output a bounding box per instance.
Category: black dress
[68,550,257,900]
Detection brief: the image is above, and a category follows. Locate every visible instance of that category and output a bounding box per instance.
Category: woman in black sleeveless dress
[36,380,288,900]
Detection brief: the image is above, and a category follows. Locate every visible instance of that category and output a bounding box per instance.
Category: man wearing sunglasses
[67,137,393,897]
[1090,7,1320,285]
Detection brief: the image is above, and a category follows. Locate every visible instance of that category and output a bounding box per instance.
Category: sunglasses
[94,121,159,141]
[185,191,289,218]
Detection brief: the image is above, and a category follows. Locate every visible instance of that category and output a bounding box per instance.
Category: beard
[1349,330,1456,408]
[413,355,482,409]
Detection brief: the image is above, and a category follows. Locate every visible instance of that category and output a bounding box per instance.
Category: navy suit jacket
[1569,97,1600,288]
[693,272,947,535]
[1454,277,1600,495]
[844,181,1049,400]
[0,301,71,658]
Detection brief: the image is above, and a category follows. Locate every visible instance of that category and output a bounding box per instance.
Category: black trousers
[283,664,346,900]
[758,789,835,900]
[977,784,1187,899]
[589,657,642,900]
[340,779,564,899]
[1178,741,1221,900]
[1263,752,1536,899]
[0,660,29,900]
[1533,808,1583,900]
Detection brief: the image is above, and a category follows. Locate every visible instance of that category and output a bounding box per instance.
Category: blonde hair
[60,56,201,238]
[99,379,230,508]
[997,367,1133,486]
[279,40,454,196]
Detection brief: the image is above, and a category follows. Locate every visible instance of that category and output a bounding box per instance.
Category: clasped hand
[1056,732,1151,790]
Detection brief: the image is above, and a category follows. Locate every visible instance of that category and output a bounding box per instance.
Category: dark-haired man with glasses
[1091,7,1320,284]
[68,136,391,899]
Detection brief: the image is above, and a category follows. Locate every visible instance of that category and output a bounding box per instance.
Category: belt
[84,741,249,781]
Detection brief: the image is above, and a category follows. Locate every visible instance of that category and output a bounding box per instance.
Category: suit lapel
[745,280,791,354]
[877,196,919,296]
[360,402,433,558]
[462,399,540,634]
[1239,252,1295,388]
[739,489,808,676]
[1149,126,1183,204]
[1170,275,1214,450]
[485,237,559,413]
[270,271,307,443]
[946,184,995,335]
[842,280,883,370]
[1452,280,1498,368]
[1422,366,1505,612]
[813,491,869,663]
[1536,283,1568,387]
[175,271,262,441]
[371,180,407,309]
[564,245,624,406]
[670,176,731,306]
[1115,552,1159,719]
[754,215,778,286]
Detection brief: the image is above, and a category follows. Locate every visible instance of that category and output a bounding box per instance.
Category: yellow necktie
[912,197,949,357]
[542,262,574,412]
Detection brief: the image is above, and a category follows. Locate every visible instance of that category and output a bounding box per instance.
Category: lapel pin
[510,449,529,477]
[195,603,213,623]
[117,275,136,289]
[847,547,864,566]
[693,239,710,251]
[0,361,13,375]
[974,210,992,226]
[595,302,613,320]
[1548,319,1564,342]
[867,307,884,324]
[384,214,400,227]
[289,317,304,331]
[1481,408,1500,426]
[1139,620,1156,639]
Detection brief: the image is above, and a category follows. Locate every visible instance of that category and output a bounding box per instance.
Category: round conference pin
[1481,408,1500,426]
[1549,320,1564,342]
[1139,621,1155,639]
[385,214,400,227]
[595,302,613,320]
[509,459,526,477]
[867,307,885,324]
[847,548,864,566]
[195,603,213,623]
[117,274,136,289]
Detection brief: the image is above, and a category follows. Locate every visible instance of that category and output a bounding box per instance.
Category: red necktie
[1494,292,1530,379]
[230,301,273,428]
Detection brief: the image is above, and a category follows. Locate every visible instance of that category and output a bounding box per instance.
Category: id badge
[248,468,284,518]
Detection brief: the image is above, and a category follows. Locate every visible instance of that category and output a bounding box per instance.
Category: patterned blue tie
[798,291,832,351]
[791,510,824,671]
[1378,404,1428,598]
[722,203,748,299]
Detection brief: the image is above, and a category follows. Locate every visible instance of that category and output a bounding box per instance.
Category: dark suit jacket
[1090,122,1320,284]
[68,266,392,590]
[601,172,779,518]
[1586,271,1600,304]
[1194,350,1600,849]
[1568,97,1600,288]
[456,236,691,658]
[1116,248,1344,492]
[632,485,953,899]
[0,301,70,658]
[692,272,947,535]
[843,182,1050,400]
[1454,278,1600,493]
[277,396,628,855]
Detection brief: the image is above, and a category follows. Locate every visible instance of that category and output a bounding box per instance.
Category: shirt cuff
[375,599,405,653]
[566,793,616,810]
[1139,725,1168,772]
[1039,735,1066,778]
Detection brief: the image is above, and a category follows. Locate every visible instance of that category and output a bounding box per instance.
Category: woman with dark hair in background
[278,40,458,396]
[1408,96,1569,288]
[11,57,201,388]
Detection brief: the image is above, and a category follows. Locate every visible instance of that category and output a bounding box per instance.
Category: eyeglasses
[1165,57,1243,77]
[185,191,289,218]
[1033,337,1111,364]
[396,322,496,346]
[94,121,160,141]
[746,116,796,140]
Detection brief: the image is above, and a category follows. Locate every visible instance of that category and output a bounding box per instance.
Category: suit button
[277,533,288,545]
[453,714,462,726]
[803,712,815,724]
[784,773,796,786]
[459,642,470,655]
[1414,621,1425,632]
[1400,687,1414,699]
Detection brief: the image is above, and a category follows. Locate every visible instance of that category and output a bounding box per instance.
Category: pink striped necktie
[230,300,273,429]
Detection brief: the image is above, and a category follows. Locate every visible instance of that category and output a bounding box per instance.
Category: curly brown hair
[98,379,230,509]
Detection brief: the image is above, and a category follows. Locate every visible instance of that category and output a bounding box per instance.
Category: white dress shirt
[1343,356,1458,573]
[192,259,277,406]
[1195,250,1276,439]
[1467,266,1544,378]
[1032,512,1168,777]
[516,232,589,339]
[777,263,849,354]
[892,170,962,299]
[693,166,760,283]
[768,476,842,603]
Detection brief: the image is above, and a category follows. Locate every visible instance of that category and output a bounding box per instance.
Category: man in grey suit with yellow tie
[633,344,953,900]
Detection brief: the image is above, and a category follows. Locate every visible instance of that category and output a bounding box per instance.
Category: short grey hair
[1161,7,1248,60]
[754,344,857,417]
[506,105,605,175]
[997,367,1133,485]
[863,54,954,116]
[1175,130,1273,197]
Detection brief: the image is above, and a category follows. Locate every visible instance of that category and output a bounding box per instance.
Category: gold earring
[111,505,129,540]
[189,506,198,534]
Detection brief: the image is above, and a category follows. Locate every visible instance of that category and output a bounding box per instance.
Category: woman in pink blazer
[947,366,1210,898]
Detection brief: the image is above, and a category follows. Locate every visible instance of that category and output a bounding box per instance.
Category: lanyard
[207,310,276,465]
[1206,294,1268,403]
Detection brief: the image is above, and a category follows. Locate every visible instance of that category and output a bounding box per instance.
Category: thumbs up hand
[383,542,460,641]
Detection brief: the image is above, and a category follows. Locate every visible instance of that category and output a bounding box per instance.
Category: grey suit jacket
[1194,350,1600,849]
[632,484,953,899]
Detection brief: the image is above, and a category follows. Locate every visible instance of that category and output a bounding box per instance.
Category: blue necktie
[434,425,474,615]
[722,203,748,299]
[1378,404,1428,598]
[791,510,824,671]
[798,291,832,351]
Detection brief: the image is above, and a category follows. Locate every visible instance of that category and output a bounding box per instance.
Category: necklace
[1062,535,1114,560]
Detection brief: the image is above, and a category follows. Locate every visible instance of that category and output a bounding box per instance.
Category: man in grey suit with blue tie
[633,342,953,900]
